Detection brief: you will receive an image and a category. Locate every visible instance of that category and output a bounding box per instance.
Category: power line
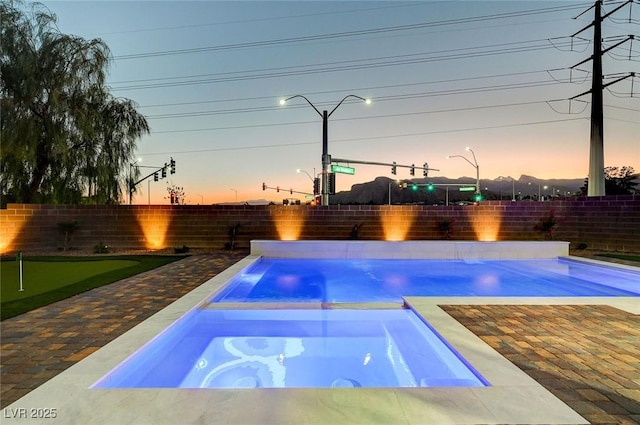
[150,100,555,134]
[114,37,586,88]
[90,3,429,36]
[113,3,591,61]
[138,69,552,109]
[147,100,637,135]
[144,79,565,120]
[112,39,582,92]
[139,117,587,157]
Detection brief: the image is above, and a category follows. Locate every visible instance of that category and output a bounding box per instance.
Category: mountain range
[330,175,585,205]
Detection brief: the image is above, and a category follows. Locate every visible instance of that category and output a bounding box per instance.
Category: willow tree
[0,0,149,204]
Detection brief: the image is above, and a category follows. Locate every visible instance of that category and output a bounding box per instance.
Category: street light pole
[465,147,480,196]
[446,146,480,198]
[296,168,314,183]
[281,95,370,206]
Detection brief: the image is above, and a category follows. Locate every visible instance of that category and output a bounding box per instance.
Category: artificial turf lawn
[0,256,185,320]
[598,253,640,263]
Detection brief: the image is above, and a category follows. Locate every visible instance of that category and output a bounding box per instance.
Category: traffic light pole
[128,158,175,204]
[331,158,439,176]
[261,183,313,197]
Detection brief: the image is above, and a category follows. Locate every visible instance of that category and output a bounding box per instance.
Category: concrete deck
[1,250,639,424]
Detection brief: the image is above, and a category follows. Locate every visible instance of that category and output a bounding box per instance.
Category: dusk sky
[39,1,638,204]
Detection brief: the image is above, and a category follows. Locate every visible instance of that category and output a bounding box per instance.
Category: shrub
[57,221,78,252]
[93,242,109,254]
[534,209,563,240]
[437,218,455,240]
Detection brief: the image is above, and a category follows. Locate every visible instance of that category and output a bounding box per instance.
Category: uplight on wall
[273,207,307,241]
[135,209,173,249]
[380,208,416,241]
[467,205,502,242]
[0,213,30,254]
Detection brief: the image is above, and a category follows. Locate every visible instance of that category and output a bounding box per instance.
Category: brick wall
[1,196,638,254]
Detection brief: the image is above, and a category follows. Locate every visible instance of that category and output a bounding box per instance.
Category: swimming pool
[212,258,640,303]
[92,308,488,389]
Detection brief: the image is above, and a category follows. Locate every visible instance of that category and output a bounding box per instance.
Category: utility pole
[588,0,605,197]
[570,0,635,196]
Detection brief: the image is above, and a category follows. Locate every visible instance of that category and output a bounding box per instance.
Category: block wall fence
[1,195,638,255]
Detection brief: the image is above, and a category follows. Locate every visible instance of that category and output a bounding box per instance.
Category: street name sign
[331,165,356,175]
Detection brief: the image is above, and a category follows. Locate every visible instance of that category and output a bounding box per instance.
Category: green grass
[0,255,185,320]
[597,253,640,263]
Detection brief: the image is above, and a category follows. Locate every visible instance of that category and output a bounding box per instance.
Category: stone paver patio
[1,252,247,408]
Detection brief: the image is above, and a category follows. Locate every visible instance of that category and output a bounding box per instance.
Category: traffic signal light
[427,183,434,191]
[153,172,158,182]
[391,162,397,175]
[170,158,176,174]
[328,173,336,194]
[474,193,483,202]
[161,165,167,179]
[411,184,418,191]
[313,177,320,195]
[262,182,266,191]
[290,188,293,195]
[423,163,428,177]
[398,181,407,190]
[277,186,280,192]
[410,164,415,176]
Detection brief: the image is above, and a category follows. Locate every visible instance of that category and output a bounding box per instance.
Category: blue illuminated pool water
[212,258,640,303]
[93,309,488,389]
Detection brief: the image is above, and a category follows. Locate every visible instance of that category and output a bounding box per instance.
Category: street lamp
[528,182,547,201]
[296,168,315,183]
[446,146,480,196]
[388,179,401,206]
[297,168,317,195]
[280,95,371,206]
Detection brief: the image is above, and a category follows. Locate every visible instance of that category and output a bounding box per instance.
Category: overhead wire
[89,2,431,36]
[110,1,635,160]
[112,39,584,92]
[138,69,551,109]
[139,118,589,157]
[144,80,566,120]
[112,3,592,61]
[150,100,557,134]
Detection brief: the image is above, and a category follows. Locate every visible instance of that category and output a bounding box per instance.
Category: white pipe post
[18,251,24,291]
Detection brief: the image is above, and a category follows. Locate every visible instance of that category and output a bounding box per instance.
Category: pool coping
[250,240,571,259]
[3,248,638,424]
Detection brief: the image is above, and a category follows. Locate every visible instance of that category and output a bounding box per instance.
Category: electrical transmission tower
[570,0,636,196]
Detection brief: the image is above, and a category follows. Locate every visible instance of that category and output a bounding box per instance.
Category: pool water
[92,309,488,389]
[213,258,640,303]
